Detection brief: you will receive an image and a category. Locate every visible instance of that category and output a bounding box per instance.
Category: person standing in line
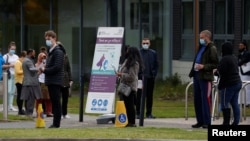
[20,49,42,117]
[40,30,65,128]
[136,38,159,119]
[0,48,6,81]
[57,41,73,119]
[35,52,53,117]
[2,41,19,111]
[217,42,242,125]
[40,46,48,56]
[38,46,48,114]
[0,48,6,112]
[116,46,144,127]
[14,51,27,115]
[238,41,250,107]
[188,30,219,128]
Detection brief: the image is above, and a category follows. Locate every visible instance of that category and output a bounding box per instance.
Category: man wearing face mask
[40,30,65,128]
[188,30,219,128]
[136,38,159,119]
[2,41,19,112]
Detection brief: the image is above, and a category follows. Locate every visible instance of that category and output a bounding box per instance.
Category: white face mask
[142,44,149,49]
[46,40,52,47]
[199,39,206,45]
[42,59,46,64]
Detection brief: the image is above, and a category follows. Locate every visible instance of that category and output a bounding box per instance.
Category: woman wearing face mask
[35,52,53,117]
[2,41,19,112]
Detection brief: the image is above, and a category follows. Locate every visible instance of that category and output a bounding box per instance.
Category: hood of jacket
[222,42,233,56]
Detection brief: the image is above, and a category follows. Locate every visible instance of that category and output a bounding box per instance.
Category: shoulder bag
[117,82,131,97]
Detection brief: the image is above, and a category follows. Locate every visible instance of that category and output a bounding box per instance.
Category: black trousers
[15,83,26,112]
[120,91,136,124]
[61,87,69,116]
[48,85,62,127]
[136,77,155,116]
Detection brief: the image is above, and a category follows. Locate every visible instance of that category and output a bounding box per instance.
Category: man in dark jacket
[40,30,65,128]
[238,41,250,106]
[136,38,159,119]
[189,30,219,128]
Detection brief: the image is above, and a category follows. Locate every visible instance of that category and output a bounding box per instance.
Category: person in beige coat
[116,46,144,127]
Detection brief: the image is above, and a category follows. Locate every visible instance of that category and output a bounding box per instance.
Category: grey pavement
[1,104,250,129]
[1,104,250,141]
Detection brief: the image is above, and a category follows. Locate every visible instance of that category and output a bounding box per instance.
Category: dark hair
[19,50,27,57]
[240,40,248,49]
[8,41,16,48]
[44,30,57,39]
[125,46,144,71]
[120,45,129,64]
[27,49,34,55]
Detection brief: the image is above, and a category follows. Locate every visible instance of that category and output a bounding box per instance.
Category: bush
[155,73,191,100]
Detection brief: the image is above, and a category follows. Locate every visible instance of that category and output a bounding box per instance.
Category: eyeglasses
[142,43,149,45]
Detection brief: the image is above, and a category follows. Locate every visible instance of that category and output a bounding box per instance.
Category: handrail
[185,79,220,121]
[185,80,249,122]
[239,81,250,121]
[185,81,193,120]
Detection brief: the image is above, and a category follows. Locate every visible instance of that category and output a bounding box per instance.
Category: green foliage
[155,73,189,100]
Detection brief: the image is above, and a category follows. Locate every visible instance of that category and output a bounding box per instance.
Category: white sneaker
[8,107,18,112]
[62,115,71,119]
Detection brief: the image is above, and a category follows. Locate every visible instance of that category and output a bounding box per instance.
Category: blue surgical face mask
[9,49,15,55]
[199,39,206,45]
[46,40,52,47]
[142,44,149,49]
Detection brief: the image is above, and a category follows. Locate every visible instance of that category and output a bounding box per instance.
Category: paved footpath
[1,105,250,141]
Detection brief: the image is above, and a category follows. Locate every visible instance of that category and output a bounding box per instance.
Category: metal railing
[185,80,248,122]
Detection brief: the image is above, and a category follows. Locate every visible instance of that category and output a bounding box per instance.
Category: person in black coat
[217,41,242,125]
[136,38,159,119]
[40,30,65,128]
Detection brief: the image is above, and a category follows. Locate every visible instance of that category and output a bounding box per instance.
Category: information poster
[85,27,124,114]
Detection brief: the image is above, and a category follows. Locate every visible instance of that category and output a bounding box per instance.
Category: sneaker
[48,124,60,128]
[8,106,18,112]
[18,109,26,115]
[46,114,53,117]
[126,123,137,127]
[146,114,156,119]
[62,115,71,119]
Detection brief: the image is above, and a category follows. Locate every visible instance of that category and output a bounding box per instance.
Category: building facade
[0,0,250,83]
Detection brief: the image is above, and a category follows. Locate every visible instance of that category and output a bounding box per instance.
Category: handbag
[117,82,132,97]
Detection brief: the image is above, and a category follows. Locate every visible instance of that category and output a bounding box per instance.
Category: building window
[213,0,234,56]
[130,0,163,38]
[214,0,234,34]
[181,1,205,60]
[244,0,250,34]
[182,2,193,34]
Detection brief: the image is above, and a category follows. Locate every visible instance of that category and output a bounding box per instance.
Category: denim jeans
[220,82,242,124]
